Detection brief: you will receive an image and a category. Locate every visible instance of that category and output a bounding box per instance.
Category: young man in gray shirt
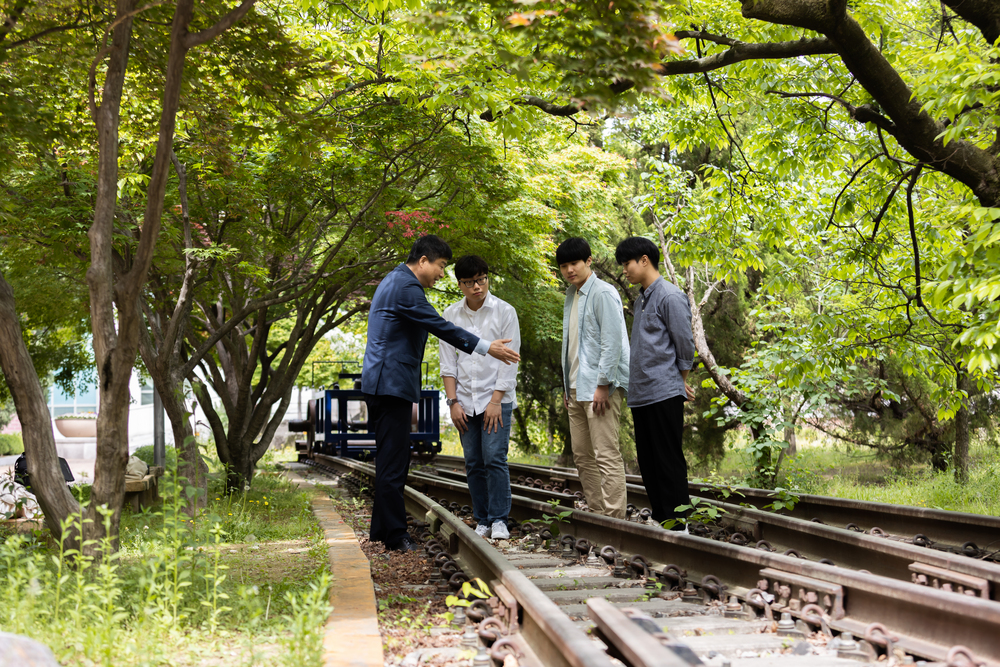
[616,237,696,529]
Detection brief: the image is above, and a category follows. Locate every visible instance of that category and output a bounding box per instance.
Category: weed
[661,497,723,530]
[524,499,574,537]
[0,461,330,666]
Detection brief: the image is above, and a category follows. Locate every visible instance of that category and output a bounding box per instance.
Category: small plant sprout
[661,497,723,530]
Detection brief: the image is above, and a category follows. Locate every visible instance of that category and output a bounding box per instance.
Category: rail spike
[490,637,522,664]
[947,645,986,667]
[700,574,727,602]
[476,616,507,647]
[864,622,900,662]
[800,603,832,637]
[745,588,773,622]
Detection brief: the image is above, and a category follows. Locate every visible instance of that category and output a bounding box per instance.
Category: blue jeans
[460,403,513,526]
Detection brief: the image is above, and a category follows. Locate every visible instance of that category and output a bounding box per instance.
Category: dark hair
[453,255,489,281]
[406,234,453,264]
[615,237,660,267]
[555,237,592,265]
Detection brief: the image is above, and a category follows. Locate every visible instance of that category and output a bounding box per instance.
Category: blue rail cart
[290,362,441,460]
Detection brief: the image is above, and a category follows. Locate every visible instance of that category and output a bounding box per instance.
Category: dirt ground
[328,493,473,667]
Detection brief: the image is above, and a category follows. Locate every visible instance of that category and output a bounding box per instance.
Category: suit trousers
[365,394,413,547]
[631,395,690,526]
[567,387,626,519]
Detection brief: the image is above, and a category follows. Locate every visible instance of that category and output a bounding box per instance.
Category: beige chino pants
[567,388,627,519]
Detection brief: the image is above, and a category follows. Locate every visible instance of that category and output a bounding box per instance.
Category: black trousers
[365,394,413,547]
[632,396,690,526]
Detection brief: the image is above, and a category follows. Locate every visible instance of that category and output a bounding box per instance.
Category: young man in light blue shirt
[557,238,630,519]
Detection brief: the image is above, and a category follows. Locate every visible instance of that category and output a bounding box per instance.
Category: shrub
[0,433,24,456]
[53,412,98,420]
[132,444,177,469]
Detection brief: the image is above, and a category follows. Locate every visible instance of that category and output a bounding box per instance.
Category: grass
[0,450,331,666]
[699,427,1000,516]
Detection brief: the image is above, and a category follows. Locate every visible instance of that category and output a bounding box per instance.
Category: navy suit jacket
[362,264,481,403]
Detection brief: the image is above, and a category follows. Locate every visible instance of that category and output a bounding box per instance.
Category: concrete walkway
[283,463,384,667]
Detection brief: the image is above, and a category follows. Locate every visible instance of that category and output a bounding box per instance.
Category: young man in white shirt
[440,255,521,540]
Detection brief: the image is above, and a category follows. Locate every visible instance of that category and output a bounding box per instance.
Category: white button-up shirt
[439,292,520,415]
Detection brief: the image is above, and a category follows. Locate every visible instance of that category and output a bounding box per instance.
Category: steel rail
[332,455,1000,666]
[426,464,1000,600]
[431,455,1000,558]
[311,455,687,667]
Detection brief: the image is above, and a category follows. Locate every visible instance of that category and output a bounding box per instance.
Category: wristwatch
[446,397,460,407]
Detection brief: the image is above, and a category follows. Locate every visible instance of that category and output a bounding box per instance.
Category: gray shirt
[628,276,695,407]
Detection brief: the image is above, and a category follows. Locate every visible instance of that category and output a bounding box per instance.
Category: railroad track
[307,454,1000,667]
[430,454,1000,564]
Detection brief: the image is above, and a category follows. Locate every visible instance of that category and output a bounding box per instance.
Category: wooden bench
[124,465,164,512]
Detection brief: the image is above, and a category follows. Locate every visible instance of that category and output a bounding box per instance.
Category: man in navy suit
[362,235,520,551]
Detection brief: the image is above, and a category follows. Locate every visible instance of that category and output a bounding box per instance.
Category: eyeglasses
[458,276,489,288]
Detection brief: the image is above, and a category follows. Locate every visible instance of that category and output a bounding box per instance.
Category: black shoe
[388,534,419,552]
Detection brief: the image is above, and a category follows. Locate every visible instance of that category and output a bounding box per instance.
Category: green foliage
[131,444,178,470]
[0,433,24,456]
[526,499,574,537]
[0,463,329,665]
[445,578,492,608]
[763,487,800,513]
[661,496,722,530]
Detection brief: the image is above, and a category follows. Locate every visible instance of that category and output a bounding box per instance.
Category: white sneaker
[475,524,490,537]
[490,520,510,540]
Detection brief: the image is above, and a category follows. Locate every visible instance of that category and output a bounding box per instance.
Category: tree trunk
[0,274,80,546]
[161,381,207,496]
[85,0,138,557]
[83,0,257,554]
[784,399,797,457]
[954,370,971,484]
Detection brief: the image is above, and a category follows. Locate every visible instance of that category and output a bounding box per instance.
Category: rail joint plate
[758,567,845,620]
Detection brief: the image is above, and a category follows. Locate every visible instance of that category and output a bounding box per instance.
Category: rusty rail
[313,455,685,667]
[334,455,1000,666]
[432,455,1000,560]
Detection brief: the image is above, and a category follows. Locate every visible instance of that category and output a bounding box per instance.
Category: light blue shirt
[561,272,630,399]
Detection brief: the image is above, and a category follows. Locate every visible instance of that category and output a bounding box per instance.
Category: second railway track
[307,453,1000,667]
[431,455,1000,564]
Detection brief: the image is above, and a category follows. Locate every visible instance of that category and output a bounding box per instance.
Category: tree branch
[656,36,836,76]
[6,11,98,49]
[745,0,1000,206]
[0,0,30,47]
[183,0,255,49]
[940,0,1000,46]
[768,90,896,134]
[905,165,924,308]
